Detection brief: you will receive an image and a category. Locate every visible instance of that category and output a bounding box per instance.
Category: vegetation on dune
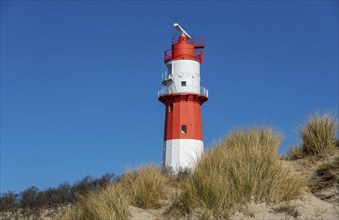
[2,111,337,219]
[310,157,339,192]
[288,145,305,160]
[62,165,166,220]
[171,127,307,218]
[0,173,115,215]
[289,112,338,159]
[62,183,130,220]
[121,165,166,209]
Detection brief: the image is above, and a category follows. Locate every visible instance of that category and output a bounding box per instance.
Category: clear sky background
[1,1,338,193]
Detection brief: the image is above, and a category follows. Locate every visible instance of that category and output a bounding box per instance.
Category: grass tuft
[288,145,304,160]
[121,165,166,209]
[59,183,130,220]
[172,127,306,218]
[299,112,338,157]
[58,165,165,219]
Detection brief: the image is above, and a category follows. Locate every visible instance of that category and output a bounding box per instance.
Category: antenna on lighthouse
[174,23,192,39]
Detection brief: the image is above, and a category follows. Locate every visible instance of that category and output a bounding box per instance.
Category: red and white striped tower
[158,24,208,171]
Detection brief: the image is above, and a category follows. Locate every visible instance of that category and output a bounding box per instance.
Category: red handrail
[171,34,204,47]
[164,49,204,63]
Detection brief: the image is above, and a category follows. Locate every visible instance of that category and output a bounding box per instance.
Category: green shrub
[172,127,306,218]
[300,112,338,157]
[0,173,116,214]
[0,192,19,211]
[20,186,39,210]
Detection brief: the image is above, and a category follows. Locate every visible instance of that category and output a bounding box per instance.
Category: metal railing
[200,86,209,97]
[171,34,204,46]
[164,50,172,63]
[157,86,208,98]
[164,49,204,63]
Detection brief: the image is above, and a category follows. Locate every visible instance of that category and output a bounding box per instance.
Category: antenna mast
[174,23,192,39]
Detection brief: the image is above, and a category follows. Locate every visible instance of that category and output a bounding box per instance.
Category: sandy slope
[127,192,338,220]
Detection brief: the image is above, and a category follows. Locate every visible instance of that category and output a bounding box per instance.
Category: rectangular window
[169,104,173,112]
[181,81,187,86]
[181,125,187,134]
[167,63,172,75]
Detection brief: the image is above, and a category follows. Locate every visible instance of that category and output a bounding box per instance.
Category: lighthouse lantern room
[158,23,208,172]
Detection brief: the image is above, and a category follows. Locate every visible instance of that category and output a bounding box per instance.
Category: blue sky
[1,1,338,193]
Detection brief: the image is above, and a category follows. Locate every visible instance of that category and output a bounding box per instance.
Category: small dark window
[169,104,173,112]
[181,81,187,86]
[181,125,187,134]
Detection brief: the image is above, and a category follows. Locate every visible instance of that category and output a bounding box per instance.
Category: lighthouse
[158,23,208,171]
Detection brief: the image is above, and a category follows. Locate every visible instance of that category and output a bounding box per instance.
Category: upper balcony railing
[164,35,205,63]
[164,49,203,63]
[157,86,209,98]
[171,34,204,47]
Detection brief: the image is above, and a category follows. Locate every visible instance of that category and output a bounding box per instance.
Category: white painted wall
[166,60,200,94]
[163,139,204,172]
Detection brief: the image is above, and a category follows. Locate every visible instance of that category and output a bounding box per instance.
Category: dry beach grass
[1,112,338,219]
[169,127,307,219]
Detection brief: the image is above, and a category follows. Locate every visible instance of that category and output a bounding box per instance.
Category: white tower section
[165,60,201,94]
[163,139,204,171]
